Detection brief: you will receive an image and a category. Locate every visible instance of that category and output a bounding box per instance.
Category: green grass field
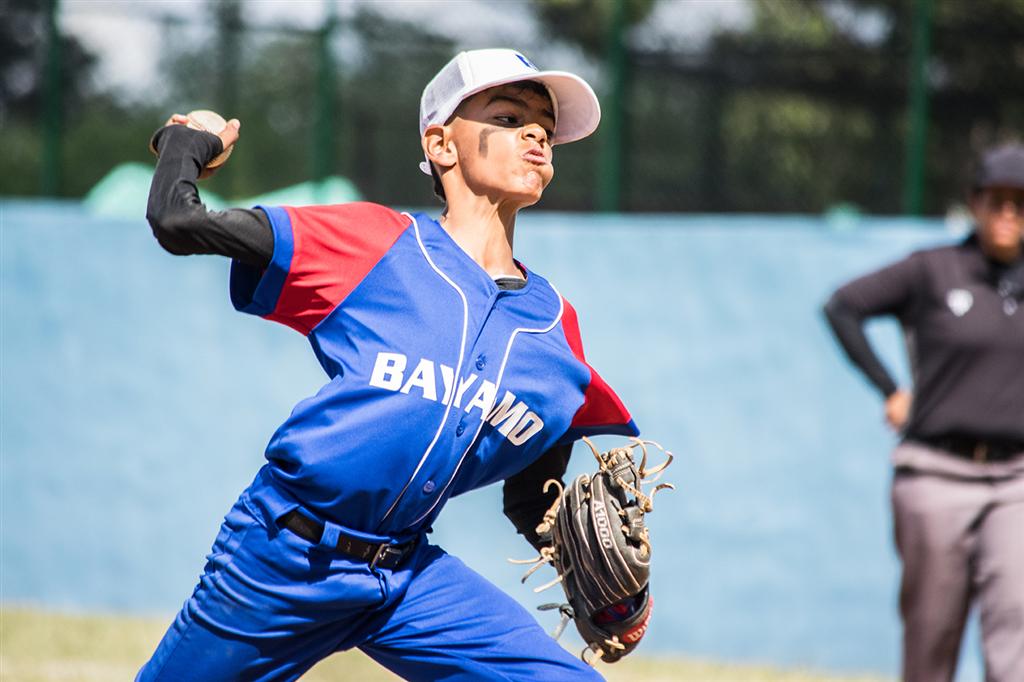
[0,607,891,681]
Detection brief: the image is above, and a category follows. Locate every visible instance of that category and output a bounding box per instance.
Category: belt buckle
[369,542,399,569]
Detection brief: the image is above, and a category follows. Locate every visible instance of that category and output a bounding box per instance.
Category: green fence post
[41,0,62,196]
[216,0,241,198]
[313,1,338,204]
[597,0,627,213]
[903,0,932,215]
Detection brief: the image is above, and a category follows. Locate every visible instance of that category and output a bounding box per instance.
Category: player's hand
[884,389,912,431]
[154,109,240,178]
[212,116,241,153]
[162,113,241,152]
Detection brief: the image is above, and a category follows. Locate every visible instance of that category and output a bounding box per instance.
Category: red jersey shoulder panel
[268,202,412,334]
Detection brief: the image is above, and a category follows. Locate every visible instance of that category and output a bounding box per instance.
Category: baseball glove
[513,437,674,664]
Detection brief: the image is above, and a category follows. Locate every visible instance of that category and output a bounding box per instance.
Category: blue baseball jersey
[229,203,638,536]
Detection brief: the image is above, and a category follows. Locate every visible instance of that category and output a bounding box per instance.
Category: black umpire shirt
[147,123,567,551]
[824,234,1024,443]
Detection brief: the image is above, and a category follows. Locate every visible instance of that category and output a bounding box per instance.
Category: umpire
[823,143,1024,682]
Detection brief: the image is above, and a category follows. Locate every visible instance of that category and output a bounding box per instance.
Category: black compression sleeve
[503,443,572,551]
[146,125,273,268]
[823,295,899,397]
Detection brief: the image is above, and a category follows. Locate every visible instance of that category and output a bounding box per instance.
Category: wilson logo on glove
[621,599,653,643]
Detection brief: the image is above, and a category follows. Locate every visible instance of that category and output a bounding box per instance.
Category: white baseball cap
[418,48,601,174]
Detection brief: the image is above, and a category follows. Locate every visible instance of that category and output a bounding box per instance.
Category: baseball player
[138,48,640,681]
[824,144,1024,682]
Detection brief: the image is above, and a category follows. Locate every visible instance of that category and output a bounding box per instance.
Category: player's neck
[439,202,523,280]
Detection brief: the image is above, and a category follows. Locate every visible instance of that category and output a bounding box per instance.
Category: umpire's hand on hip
[885,389,912,431]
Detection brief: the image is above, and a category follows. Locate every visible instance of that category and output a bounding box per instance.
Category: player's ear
[422,125,457,170]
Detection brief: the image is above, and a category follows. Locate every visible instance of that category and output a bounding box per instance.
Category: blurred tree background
[2,0,1022,214]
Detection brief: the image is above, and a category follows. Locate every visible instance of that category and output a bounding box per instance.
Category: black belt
[278,510,416,569]
[912,435,1024,463]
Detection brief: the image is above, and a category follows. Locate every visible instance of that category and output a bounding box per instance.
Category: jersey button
[455,422,466,436]
[422,480,436,493]
[475,355,486,370]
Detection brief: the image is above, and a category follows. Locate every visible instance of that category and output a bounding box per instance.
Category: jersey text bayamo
[368,351,544,446]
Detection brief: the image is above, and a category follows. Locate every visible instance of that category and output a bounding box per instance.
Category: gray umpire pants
[890,441,1024,682]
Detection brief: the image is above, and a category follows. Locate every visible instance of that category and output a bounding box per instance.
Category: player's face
[447,82,556,207]
[972,186,1024,260]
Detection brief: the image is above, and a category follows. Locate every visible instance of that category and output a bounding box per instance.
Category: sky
[61,0,753,98]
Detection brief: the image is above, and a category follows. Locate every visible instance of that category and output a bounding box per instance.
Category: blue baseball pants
[136,485,600,681]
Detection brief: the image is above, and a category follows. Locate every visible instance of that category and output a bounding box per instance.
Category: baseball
[185,109,234,168]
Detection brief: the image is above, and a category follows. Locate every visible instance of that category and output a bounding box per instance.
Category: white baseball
[186,109,234,168]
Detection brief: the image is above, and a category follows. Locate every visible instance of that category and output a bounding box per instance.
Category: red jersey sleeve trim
[560,297,637,433]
